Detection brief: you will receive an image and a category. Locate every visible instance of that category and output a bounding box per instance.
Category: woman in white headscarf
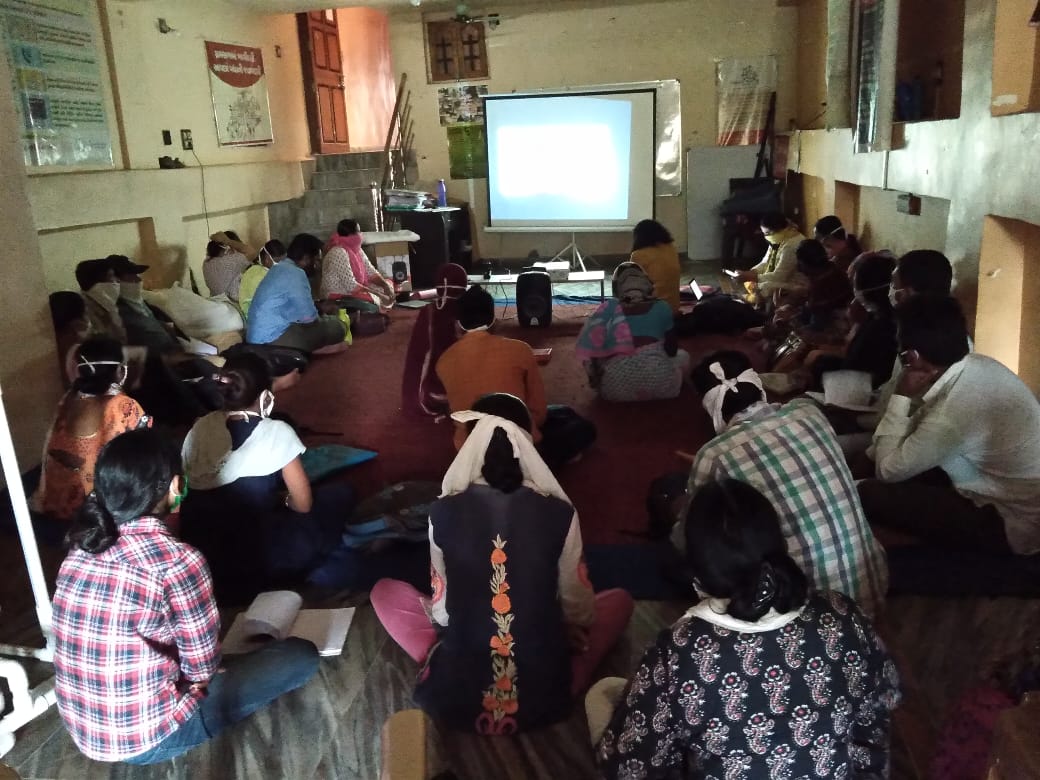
[370,393,633,734]
[575,262,689,402]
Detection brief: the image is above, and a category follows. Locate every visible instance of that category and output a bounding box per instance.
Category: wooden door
[298,10,349,154]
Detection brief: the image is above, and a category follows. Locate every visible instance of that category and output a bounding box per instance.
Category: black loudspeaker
[391,261,408,283]
[516,270,552,327]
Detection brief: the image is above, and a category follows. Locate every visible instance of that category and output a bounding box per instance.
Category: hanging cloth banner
[716,56,777,147]
[852,0,898,153]
[825,0,854,128]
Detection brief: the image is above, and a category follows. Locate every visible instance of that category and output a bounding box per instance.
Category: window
[426,21,489,83]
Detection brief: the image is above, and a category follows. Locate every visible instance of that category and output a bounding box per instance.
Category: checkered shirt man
[52,517,221,762]
[682,398,888,617]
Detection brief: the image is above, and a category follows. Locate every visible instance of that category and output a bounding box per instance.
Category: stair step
[302,187,374,210]
[313,151,387,171]
[311,169,380,190]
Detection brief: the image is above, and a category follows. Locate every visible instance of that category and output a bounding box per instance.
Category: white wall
[0,52,64,468]
[29,0,312,293]
[389,0,798,259]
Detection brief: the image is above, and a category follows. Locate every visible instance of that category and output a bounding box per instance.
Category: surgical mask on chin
[120,281,144,303]
[88,281,121,310]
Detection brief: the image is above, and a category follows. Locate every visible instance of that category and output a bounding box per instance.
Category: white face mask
[87,281,121,310]
[120,281,143,303]
[259,389,275,419]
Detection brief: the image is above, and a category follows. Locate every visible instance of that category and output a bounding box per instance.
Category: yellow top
[630,243,681,313]
[237,264,268,318]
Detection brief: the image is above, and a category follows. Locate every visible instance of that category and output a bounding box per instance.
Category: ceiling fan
[452,2,501,28]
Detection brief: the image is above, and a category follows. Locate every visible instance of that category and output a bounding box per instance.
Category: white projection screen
[484,89,657,230]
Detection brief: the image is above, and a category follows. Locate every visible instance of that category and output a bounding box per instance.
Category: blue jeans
[124,638,319,765]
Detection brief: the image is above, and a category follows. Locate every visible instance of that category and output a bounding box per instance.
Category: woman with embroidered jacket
[179,352,355,602]
[370,393,634,733]
[591,479,901,779]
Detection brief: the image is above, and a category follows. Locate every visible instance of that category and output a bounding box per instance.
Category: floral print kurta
[597,592,901,779]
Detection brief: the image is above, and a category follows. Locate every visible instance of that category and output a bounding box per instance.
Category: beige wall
[338,7,397,150]
[0,53,64,469]
[992,0,1040,115]
[388,0,798,258]
[856,187,950,258]
[796,0,828,130]
[793,0,1040,333]
[29,0,312,294]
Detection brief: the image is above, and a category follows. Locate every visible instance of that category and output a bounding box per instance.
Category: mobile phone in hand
[723,269,740,278]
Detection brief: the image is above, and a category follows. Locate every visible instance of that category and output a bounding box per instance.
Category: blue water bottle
[436,179,448,207]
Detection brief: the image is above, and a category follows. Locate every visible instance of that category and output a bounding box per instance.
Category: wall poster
[205,40,273,147]
[0,0,114,167]
[447,122,486,180]
[716,56,777,146]
[438,84,487,126]
[852,0,897,153]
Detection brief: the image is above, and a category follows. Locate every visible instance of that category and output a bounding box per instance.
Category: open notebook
[805,370,880,412]
[221,590,355,657]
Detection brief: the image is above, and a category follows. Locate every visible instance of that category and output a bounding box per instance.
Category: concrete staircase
[267,151,399,244]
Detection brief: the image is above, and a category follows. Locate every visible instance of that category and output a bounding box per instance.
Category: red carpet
[276,305,756,545]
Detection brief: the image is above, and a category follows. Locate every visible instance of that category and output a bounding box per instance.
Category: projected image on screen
[485,90,655,229]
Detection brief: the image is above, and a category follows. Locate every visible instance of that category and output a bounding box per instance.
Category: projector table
[467,270,607,300]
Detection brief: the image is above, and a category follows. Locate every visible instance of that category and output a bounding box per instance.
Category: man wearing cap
[76,258,126,343]
[109,255,180,353]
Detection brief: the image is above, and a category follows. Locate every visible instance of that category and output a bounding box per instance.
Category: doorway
[297,10,350,154]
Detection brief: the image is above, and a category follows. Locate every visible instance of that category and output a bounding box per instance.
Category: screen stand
[549,233,589,272]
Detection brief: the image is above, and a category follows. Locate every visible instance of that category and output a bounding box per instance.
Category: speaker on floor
[516,270,552,328]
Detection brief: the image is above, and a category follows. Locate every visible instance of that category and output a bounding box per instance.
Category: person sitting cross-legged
[436,284,596,469]
[52,428,319,764]
[237,238,282,319]
[246,232,347,354]
[674,350,888,616]
[858,295,1040,557]
[320,218,395,311]
[401,262,469,417]
[370,392,633,734]
[629,219,681,313]
[202,230,254,301]
[34,336,152,533]
[591,479,901,779]
[576,262,689,402]
[180,353,356,603]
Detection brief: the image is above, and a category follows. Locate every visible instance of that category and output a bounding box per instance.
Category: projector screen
[484,89,656,230]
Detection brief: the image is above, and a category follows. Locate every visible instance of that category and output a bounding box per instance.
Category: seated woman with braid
[371,392,633,734]
[34,337,150,527]
[180,352,355,602]
[591,479,901,779]
[576,262,689,402]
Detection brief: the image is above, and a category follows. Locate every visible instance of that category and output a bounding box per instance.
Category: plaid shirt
[52,517,220,762]
[683,399,888,617]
